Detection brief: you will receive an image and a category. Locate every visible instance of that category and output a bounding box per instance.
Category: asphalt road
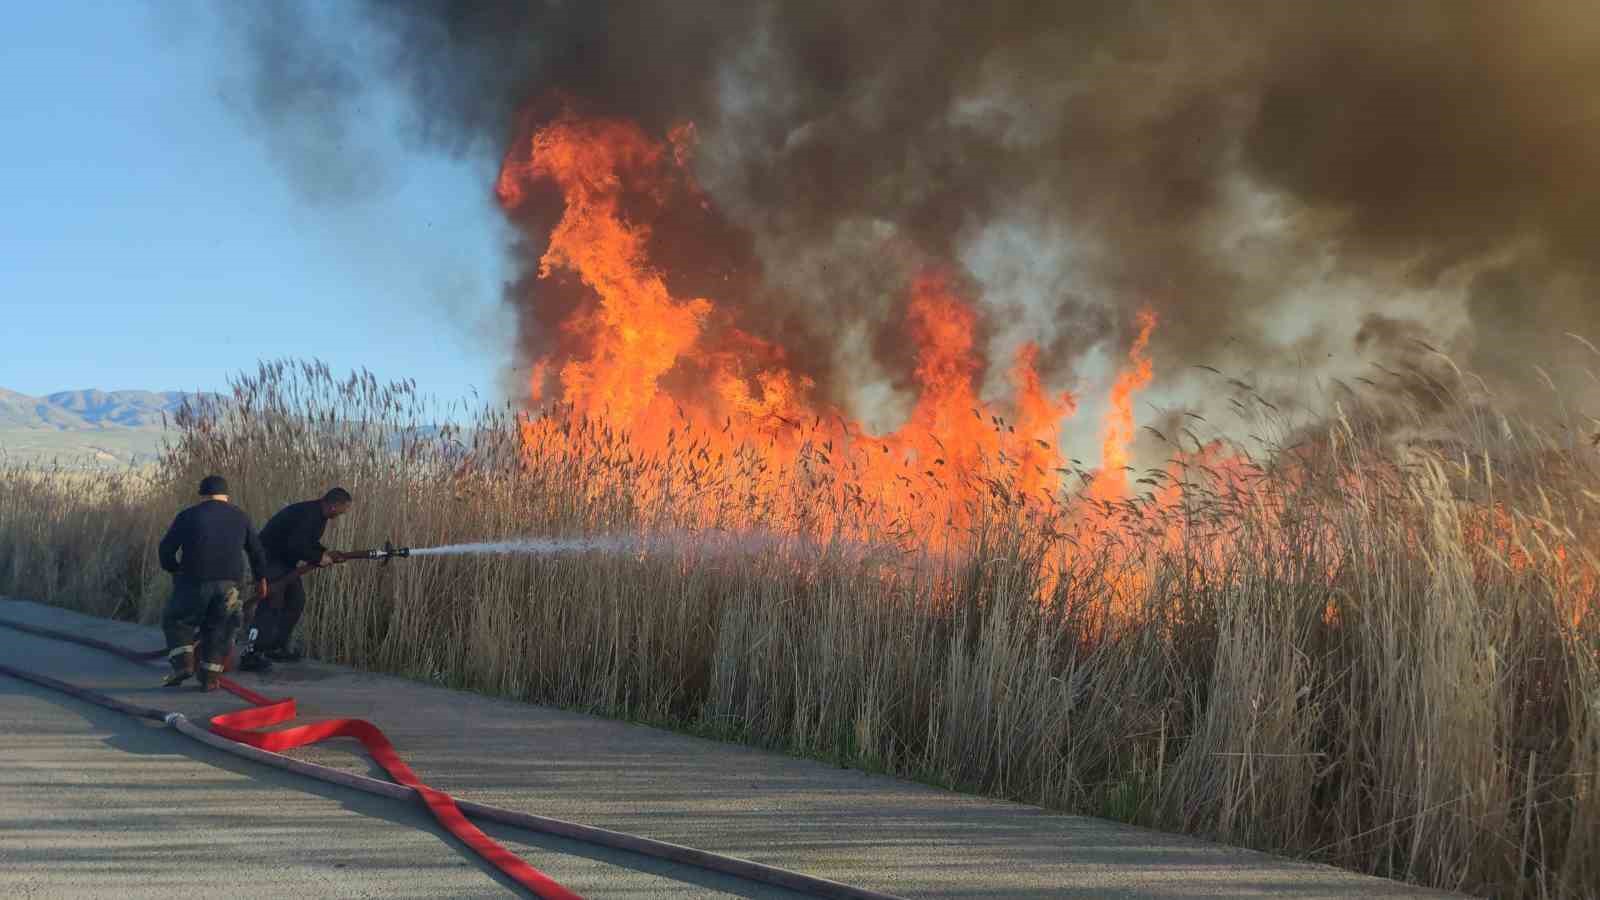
[0,599,1453,898]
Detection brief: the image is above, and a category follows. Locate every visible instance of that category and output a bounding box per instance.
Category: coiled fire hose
[0,615,903,900]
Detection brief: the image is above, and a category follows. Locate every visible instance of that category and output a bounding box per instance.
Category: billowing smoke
[230,0,1600,444]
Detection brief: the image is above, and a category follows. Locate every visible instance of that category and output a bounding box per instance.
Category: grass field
[0,426,164,468]
[1,358,1595,898]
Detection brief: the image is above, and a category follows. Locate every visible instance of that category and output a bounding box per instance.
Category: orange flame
[1091,309,1157,503]
[496,112,1599,632]
[1009,343,1076,501]
[500,117,709,426]
[498,112,1117,541]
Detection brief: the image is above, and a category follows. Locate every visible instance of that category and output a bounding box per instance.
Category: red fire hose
[0,615,903,900]
[1,614,574,897]
[210,678,580,898]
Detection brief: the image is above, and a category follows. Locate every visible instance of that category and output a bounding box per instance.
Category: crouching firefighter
[239,487,353,672]
[157,475,268,690]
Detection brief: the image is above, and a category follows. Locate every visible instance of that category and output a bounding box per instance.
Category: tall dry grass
[0,463,167,619]
[1,356,1596,898]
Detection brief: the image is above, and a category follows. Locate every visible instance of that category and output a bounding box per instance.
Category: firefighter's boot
[197,659,225,692]
[265,646,303,663]
[163,643,194,687]
[238,651,272,673]
[238,624,272,673]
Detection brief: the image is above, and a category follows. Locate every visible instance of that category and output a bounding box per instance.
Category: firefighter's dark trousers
[250,558,306,655]
[162,578,242,679]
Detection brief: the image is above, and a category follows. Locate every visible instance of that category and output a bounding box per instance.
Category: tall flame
[496,111,1156,541]
[1009,342,1076,502]
[1090,309,1157,503]
[494,110,1596,632]
[499,117,709,426]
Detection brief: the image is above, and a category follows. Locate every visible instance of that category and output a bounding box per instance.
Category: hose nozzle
[343,541,412,563]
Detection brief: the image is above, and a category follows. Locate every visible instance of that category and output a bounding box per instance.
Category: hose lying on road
[0,615,904,900]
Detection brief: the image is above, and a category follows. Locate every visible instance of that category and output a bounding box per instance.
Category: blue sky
[0,2,514,405]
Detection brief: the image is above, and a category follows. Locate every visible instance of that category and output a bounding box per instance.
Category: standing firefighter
[158,475,267,690]
[240,487,353,672]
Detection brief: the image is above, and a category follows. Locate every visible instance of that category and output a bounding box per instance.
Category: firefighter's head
[197,474,229,499]
[320,487,353,520]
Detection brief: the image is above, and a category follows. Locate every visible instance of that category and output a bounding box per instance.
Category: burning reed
[1,360,1597,899]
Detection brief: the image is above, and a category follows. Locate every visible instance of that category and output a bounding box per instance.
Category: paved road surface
[0,599,1452,898]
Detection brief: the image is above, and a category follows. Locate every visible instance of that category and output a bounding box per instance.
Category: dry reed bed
[1,358,1596,899]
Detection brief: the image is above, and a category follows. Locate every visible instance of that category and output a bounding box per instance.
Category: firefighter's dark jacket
[158,499,266,583]
[259,500,332,565]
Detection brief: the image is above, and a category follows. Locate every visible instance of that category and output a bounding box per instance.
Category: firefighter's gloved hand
[317,551,334,568]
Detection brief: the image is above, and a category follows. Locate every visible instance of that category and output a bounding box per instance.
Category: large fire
[495,109,1595,627]
[498,112,1127,541]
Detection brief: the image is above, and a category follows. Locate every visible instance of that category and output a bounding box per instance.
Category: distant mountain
[0,388,216,430]
[0,388,220,467]
[0,388,460,468]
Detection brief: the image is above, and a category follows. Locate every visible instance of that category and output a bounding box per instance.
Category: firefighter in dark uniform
[157,475,268,690]
[239,487,353,672]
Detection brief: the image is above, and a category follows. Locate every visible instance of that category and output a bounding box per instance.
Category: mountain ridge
[0,388,222,467]
[1,387,453,468]
[0,388,219,430]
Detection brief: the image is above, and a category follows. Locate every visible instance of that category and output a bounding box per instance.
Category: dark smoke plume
[231,0,1600,426]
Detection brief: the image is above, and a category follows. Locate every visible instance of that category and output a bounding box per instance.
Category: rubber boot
[197,660,225,692]
[238,625,272,673]
[238,651,273,673]
[163,644,194,687]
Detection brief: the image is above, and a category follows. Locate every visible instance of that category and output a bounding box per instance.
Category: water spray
[408,529,909,564]
[265,530,904,589]
[410,537,637,557]
[267,538,631,586]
